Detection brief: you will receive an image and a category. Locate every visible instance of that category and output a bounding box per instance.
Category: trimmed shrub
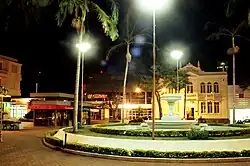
[187,129,209,140]
[44,130,62,147]
[90,124,250,137]
[129,117,145,124]
[44,129,250,159]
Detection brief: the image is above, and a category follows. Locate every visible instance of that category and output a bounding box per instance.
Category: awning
[28,105,73,110]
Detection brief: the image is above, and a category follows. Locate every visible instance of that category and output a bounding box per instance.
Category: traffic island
[42,128,250,163]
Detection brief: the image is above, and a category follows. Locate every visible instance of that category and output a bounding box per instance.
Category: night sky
[0,0,250,97]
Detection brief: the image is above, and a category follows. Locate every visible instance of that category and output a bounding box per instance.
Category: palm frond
[91,0,119,41]
[56,0,88,26]
[106,42,126,60]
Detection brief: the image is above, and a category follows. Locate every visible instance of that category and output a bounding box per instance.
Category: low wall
[21,122,34,128]
[54,128,250,152]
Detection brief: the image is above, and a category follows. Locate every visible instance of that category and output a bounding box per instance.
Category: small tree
[137,61,189,119]
[106,7,152,123]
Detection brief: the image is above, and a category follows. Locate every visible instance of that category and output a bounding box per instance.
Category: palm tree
[205,21,250,124]
[106,8,151,123]
[4,0,119,132]
[55,0,119,132]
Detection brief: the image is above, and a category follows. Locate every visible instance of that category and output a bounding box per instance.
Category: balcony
[0,69,8,74]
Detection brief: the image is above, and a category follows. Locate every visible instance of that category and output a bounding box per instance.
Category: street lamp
[170,50,183,93]
[138,0,170,140]
[73,41,91,132]
[135,87,147,104]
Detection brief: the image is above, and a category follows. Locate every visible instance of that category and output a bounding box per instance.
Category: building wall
[155,63,229,121]
[0,55,22,96]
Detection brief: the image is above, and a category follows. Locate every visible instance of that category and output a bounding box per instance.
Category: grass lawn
[65,126,250,140]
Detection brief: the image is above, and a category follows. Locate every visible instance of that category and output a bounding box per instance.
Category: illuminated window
[200,82,205,93]
[208,102,213,113]
[207,82,212,93]
[201,102,206,113]
[214,82,219,93]
[187,82,193,93]
[214,102,219,113]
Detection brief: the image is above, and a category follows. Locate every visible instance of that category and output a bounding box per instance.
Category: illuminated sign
[87,94,108,99]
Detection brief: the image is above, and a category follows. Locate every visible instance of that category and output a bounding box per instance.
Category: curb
[42,138,250,163]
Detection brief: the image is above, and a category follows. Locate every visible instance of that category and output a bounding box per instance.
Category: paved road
[1,127,250,166]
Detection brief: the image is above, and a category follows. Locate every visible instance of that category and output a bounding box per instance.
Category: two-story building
[179,62,228,123]
[0,55,22,96]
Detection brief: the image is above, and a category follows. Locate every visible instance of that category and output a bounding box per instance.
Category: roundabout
[43,123,250,162]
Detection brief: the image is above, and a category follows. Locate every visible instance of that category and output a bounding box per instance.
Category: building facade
[155,63,229,123]
[228,85,250,123]
[0,55,22,96]
[120,63,229,123]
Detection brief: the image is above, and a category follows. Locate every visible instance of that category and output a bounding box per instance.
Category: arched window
[187,82,193,93]
[200,82,205,93]
[214,82,219,93]
[207,82,212,93]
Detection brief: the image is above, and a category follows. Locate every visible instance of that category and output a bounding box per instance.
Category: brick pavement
[0,127,250,166]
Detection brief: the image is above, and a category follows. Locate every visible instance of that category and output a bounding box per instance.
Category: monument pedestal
[146,94,197,129]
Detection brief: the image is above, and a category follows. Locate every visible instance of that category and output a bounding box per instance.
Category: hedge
[44,132,250,158]
[89,124,250,137]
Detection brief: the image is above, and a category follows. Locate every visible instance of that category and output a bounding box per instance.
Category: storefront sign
[28,105,73,110]
[87,94,108,99]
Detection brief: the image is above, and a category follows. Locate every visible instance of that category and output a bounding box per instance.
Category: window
[187,82,193,93]
[12,65,17,73]
[0,63,2,70]
[200,82,205,93]
[207,82,212,93]
[201,102,206,113]
[214,102,220,113]
[169,88,173,94]
[214,82,219,93]
[208,102,213,113]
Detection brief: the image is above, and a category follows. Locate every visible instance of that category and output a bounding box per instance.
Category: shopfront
[28,93,74,127]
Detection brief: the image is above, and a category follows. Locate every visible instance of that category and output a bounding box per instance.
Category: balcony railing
[0,69,8,74]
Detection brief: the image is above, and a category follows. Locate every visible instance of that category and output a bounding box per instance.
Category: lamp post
[76,42,91,125]
[139,0,169,140]
[170,50,183,93]
[0,86,8,143]
[170,50,183,119]
[74,42,91,131]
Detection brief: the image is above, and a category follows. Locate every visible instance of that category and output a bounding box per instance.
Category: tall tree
[137,61,189,119]
[205,19,250,124]
[105,7,151,123]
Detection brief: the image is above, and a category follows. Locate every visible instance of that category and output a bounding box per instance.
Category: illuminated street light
[171,50,183,60]
[135,87,147,104]
[170,50,183,119]
[140,0,170,10]
[74,41,91,129]
[135,87,142,93]
[76,42,91,53]
[137,0,173,140]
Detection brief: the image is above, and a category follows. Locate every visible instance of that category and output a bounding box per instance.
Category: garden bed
[89,123,250,138]
[44,130,250,159]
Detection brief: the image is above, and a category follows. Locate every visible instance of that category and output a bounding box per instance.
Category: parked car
[243,119,250,125]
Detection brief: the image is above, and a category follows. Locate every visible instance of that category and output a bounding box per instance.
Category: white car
[243,119,250,125]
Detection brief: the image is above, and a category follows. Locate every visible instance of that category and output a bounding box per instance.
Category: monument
[146,94,197,129]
